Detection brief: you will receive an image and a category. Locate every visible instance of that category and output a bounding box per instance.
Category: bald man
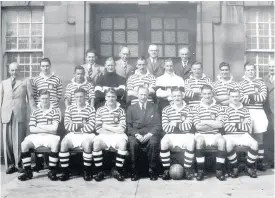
[174,47,192,80]
[115,47,135,79]
[0,63,36,174]
[147,45,164,78]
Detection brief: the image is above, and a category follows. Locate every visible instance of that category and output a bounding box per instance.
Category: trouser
[264,112,274,164]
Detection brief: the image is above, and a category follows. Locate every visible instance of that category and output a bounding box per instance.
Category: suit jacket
[0,77,36,123]
[173,61,192,80]
[263,75,274,118]
[146,58,165,78]
[81,63,105,85]
[115,59,135,79]
[126,102,162,137]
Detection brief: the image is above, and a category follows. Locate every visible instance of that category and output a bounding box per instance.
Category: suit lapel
[13,79,23,90]
[144,103,154,124]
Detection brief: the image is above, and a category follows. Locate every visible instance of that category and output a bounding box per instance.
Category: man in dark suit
[127,86,162,181]
[173,47,192,80]
[115,46,135,79]
[146,45,164,78]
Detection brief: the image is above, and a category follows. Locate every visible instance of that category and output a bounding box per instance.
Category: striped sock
[227,150,238,168]
[258,144,264,160]
[22,151,32,171]
[93,151,103,168]
[116,150,127,171]
[196,149,205,170]
[160,149,170,170]
[247,148,258,168]
[184,149,194,168]
[216,150,226,170]
[49,152,58,170]
[59,152,70,171]
[83,152,93,171]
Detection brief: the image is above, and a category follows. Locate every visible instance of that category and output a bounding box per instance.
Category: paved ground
[1,165,274,198]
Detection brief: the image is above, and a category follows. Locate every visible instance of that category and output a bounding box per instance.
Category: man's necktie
[11,78,16,89]
[270,75,274,83]
[123,62,127,74]
[88,66,93,77]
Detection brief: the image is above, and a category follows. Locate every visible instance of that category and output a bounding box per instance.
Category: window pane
[258,23,269,36]
[151,31,162,43]
[246,52,257,63]
[258,11,269,23]
[157,45,163,57]
[127,18,138,29]
[271,23,274,36]
[114,31,125,44]
[18,23,30,36]
[114,44,123,57]
[6,23,17,36]
[164,31,175,43]
[246,10,257,23]
[6,37,17,50]
[19,53,30,64]
[100,44,112,57]
[127,45,138,57]
[164,18,175,29]
[164,45,176,57]
[101,18,112,29]
[177,18,188,29]
[31,37,43,49]
[127,31,138,44]
[114,18,125,29]
[101,31,112,43]
[7,53,18,64]
[272,37,275,49]
[246,23,257,36]
[177,31,189,43]
[31,24,43,36]
[246,36,257,49]
[32,52,43,64]
[32,10,43,23]
[7,11,17,23]
[151,18,162,30]
[18,11,31,23]
[259,37,269,49]
[18,37,30,49]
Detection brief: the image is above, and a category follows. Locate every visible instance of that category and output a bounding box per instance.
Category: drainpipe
[84,1,86,63]
[200,1,203,64]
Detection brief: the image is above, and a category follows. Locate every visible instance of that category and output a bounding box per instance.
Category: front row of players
[18,85,259,182]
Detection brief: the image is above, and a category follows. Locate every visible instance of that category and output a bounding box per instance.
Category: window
[245,8,274,77]
[4,8,44,78]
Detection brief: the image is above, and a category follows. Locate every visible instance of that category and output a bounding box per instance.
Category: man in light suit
[173,47,192,80]
[115,46,135,79]
[147,45,164,78]
[0,62,36,174]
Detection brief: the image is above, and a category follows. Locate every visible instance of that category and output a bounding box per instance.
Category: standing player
[193,84,227,181]
[185,62,211,107]
[18,90,61,181]
[160,88,195,180]
[59,88,96,181]
[126,57,156,105]
[64,65,95,108]
[239,62,268,171]
[224,89,258,178]
[93,88,127,181]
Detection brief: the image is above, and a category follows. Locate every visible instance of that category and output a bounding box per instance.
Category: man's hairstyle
[137,86,149,93]
[137,56,146,63]
[120,46,130,53]
[244,62,256,70]
[164,58,173,65]
[219,62,230,70]
[105,87,117,96]
[85,49,97,57]
[201,84,213,92]
[192,61,203,69]
[39,89,50,96]
[105,57,115,65]
[229,88,240,95]
[179,46,189,52]
[74,87,86,95]
[74,65,85,73]
[40,58,51,66]
[171,87,184,94]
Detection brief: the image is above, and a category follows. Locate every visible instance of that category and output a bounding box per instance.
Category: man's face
[138,88,149,104]
[165,61,174,74]
[75,69,85,83]
[244,65,255,78]
[120,48,130,62]
[229,91,240,105]
[105,92,117,104]
[179,48,189,62]
[40,94,50,107]
[172,91,183,105]
[136,60,147,74]
[148,46,158,58]
[201,88,213,103]
[220,66,230,78]
[105,60,115,72]
[192,64,202,78]
[75,92,85,106]
[269,61,275,75]
[86,52,96,65]
[9,63,19,79]
[40,61,51,75]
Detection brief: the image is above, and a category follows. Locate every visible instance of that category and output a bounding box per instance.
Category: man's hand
[242,118,250,124]
[141,133,152,144]
[135,134,144,142]
[170,121,179,127]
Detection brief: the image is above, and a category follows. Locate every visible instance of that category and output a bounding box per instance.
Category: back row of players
[17,45,272,182]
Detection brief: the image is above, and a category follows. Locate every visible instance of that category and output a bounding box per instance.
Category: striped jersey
[162,102,193,134]
[29,105,61,127]
[126,70,156,104]
[223,103,251,134]
[64,104,95,133]
[65,78,95,106]
[239,76,267,109]
[193,100,226,134]
[95,102,126,131]
[185,74,211,106]
[32,73,62,108]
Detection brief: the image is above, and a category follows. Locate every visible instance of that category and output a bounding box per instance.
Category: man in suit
[147,45,164,78]
[81,49,105,84]
[173,47,192,80]
[115,46,135,79]
[127,86,162,181]
[0,62,36,174]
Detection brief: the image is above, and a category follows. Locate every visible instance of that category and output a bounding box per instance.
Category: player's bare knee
[60,138,70,152]
[249,139,258,151]
[216,137,226,150]
[195,136,205,149]
[116,138,127,150]
[160,137,170,150]
[82,139,93,152]
[226,141,234,152]
[21,140,32,152]
[186,139,195,151]
[93,138,103,151]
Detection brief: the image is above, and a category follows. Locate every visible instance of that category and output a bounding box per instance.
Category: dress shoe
[229,168,239,178]
[216,170,225,181]
[162,170,170,180]
[246,167,257,178]
[59,172,70,181]
[48,170,58,181]
[196,170,204,181]
[184,168,193,180]
[83,170,92,181]
[18,170,33,181]
[113,169,125,181]
[131,173,140,181]
[6,167,18,174]
[17,167,24,173]
[149,170,158,181]
[94,171,104,182]
[257,162,267,171]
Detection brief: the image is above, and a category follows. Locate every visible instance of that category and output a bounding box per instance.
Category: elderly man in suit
[115,46,135,79]
[0,62,36,174]
[147,45,164,78]
[127,86,162,181]
[174,47,192,80]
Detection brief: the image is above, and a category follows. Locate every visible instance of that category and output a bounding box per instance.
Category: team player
[213,62,239,107]
[224,89,258,178]
[93,88,128,181]
[193,84,227,181]
[185,62,211,107]
[239,62,268,171]
[126,57,156,105]
[58,88,96,181]
[18,90,61,181]
[64,65,95,108]
[160,88,195,180]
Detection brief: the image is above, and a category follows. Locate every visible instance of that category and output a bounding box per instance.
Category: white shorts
[224,133,257,147]
[249,109,268,133]
[25,133,60,149]
[64,133,95,148]
[95,133,128,150]
[195,133,222,147]
[162,133,195,149]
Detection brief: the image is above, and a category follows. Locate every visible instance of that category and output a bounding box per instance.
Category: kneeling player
[224,89,258,178]
[18,90,61,181]
[160,88,195,180]
[193,85,227,181]
[59,88,96,181]
[93,88,128,181]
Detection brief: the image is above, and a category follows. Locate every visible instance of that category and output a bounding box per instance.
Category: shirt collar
[71,77,88,86]
[135,69,150,76]
[181,60,188,65]
[242,75,261,82]
[104,102,121,112]
[38,103,54,115]
[229,103,243,110]
[139,102,147,109]
[216,75,233,83]
[190,73,207,80]
[163,72,176,77]
[200,98,217,109]
[74,103,88,111]
[170,101,187,112]
[150,57,157,63]
[39,72,54,80]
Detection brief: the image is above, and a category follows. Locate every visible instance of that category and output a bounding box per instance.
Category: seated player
[95,57,126,108]
[156,59,185,111]
[193,84,227,181]
[65,65,95,108]
[127,86,162,181]
[59,88,96,181]
[224,89,258,178]
[93,88,128,181]
[185,62,211,107]
[18,90,61,181]
[160,88,195,180]
[126,57,156,105]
